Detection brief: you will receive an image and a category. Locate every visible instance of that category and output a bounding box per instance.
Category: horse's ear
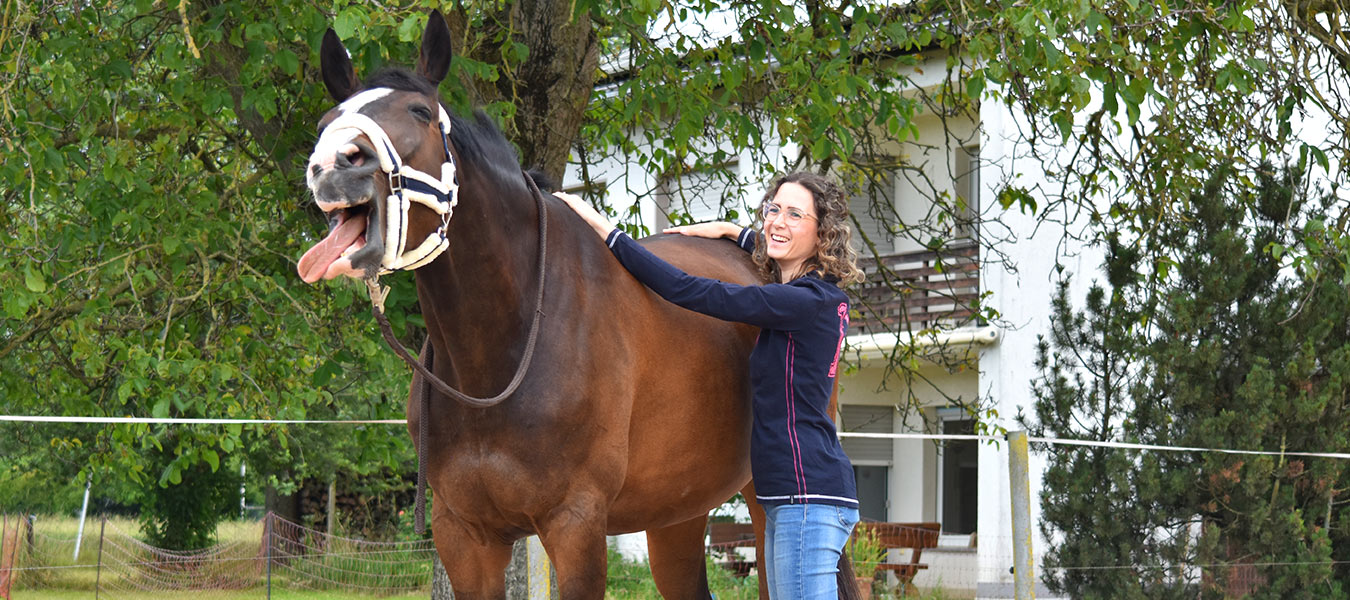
[320,28,360,102]
[416,10,453,87]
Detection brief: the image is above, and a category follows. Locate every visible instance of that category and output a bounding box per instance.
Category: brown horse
[300,11,860,600]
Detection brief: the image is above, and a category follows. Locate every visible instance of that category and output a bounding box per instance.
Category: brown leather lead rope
[367,169,549,409]
[414,341,431,535]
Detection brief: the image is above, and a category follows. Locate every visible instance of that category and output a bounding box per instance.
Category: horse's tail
[836,551,863,600]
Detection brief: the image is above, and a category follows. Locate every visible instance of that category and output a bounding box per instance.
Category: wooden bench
[855,521,941,595]
[706,522,757,576]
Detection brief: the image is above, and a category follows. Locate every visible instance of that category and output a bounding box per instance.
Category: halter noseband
[309,96,459,275]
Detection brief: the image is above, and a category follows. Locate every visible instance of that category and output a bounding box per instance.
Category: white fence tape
[0,415,404,425]
[836,431,1350,460]
[4,417,1348,460]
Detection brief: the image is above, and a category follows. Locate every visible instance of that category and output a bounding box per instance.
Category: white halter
[308,90,459,274]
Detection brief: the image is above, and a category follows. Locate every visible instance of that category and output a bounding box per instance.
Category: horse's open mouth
[297,202,376,283]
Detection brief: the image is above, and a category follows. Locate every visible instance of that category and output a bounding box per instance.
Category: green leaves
[333,6,368,40]
[0,0,419,536]
[23,266,46,293]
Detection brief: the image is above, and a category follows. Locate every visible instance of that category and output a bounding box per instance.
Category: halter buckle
[366,278,390,314]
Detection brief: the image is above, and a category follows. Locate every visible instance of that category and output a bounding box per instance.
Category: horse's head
[298,11,457,283]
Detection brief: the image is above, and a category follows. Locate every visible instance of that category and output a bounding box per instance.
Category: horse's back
[635,233,765,287]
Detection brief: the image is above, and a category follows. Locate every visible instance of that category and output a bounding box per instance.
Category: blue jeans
[763,504,860,600]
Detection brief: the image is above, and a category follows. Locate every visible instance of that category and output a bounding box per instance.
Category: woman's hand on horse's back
[554,191,614,239]
[663,222,741,241]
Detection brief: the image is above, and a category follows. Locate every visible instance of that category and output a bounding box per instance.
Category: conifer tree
[1028,165,1350,599]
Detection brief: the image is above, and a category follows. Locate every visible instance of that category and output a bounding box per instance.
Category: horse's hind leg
[646,515,713,600]
[741,481,771,600]
[431,514,513,600]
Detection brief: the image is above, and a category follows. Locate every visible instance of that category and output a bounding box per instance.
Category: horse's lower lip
[316,195,372,214]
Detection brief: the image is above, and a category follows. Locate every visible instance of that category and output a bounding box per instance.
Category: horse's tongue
[298,214,366,283]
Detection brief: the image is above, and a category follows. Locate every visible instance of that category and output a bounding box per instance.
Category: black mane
[361,68,524,186]
[364,68,438,96]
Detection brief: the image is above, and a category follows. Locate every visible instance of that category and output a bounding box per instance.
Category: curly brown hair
[751,172,865,287]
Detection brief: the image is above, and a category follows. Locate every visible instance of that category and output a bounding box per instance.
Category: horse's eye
[409,105,433,123]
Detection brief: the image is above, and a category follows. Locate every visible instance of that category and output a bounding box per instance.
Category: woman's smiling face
[761,181,820,279]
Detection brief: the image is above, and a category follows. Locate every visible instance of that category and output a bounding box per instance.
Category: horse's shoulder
[636,233,762,285]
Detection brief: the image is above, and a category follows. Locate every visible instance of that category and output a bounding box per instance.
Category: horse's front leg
[536,496,611,600]
[431,510,514,600]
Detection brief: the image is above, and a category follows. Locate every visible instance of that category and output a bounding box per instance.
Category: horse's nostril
[311,164,323,178]
[335,142,374,170]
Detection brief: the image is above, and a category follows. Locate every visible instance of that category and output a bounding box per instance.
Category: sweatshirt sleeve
[605,229,823,330]
[736,227,756,253]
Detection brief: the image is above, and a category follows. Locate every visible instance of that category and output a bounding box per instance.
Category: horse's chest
[429,427,614,508]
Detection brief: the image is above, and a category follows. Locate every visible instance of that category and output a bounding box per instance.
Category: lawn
[5,515,958,599]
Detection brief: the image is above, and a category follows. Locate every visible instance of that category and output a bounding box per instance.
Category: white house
[565,48,1102,599]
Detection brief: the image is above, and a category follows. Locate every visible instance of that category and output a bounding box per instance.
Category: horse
[298,11,856,600]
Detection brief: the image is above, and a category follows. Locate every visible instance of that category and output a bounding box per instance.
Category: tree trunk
[449,0,600,183]
[431,555,453,599]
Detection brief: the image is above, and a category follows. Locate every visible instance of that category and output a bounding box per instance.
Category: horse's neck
[412,181,546,388]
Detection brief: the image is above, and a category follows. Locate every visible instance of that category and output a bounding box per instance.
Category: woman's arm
[555,192,756,252]
[603,230,822,330]
[663,222,741,240]
[554,191,615,239]
[552,192,818,329]
[667,221,756,253]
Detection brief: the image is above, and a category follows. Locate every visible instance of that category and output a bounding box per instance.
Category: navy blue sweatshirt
[605,228,858,508]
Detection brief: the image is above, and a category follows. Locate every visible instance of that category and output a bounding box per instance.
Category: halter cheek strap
[309,104,460,275]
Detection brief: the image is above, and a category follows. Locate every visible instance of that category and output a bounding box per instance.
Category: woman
[555,171,865,599]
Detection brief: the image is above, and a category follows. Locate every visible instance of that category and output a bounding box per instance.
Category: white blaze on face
[298,88,399,283]
[306,88,394,188]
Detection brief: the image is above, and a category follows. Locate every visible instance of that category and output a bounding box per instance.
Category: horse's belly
[603,460,749,533]
[604,323,756,533]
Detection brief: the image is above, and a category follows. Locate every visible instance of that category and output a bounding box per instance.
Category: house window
[845,168,899,255]
[655,162,742,230]
[840,405,894,522]
[952,145,980,241]
[937,411,978,535]
[853,465,889,523]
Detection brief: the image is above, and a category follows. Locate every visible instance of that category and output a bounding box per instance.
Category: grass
[604,548,966,600]
[8,516,963,598]
[10,590,427,599]
[605,548,761,600]
[5,514,432,597]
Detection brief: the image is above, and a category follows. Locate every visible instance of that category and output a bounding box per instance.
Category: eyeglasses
[760,202,817,225]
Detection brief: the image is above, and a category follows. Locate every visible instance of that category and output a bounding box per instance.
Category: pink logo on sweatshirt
[828,303,847,377]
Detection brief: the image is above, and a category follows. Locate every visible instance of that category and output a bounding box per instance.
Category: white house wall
[974,92,1105,596]
[571,61,1105,598]
[837,361,979,526]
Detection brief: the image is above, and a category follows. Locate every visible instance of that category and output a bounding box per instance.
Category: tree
[1027,164,1350,599]
[3,0,1349,544]
[0,1,420,546]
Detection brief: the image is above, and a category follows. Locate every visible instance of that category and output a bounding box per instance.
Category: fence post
[1007,430,1035,600]
[94,517,105,600]
[265,513,273,600]
[526,537,553,600]
[505,537,556,600]
[2,513,11,600]
[74,472,92,561]
[23,516,34,557]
